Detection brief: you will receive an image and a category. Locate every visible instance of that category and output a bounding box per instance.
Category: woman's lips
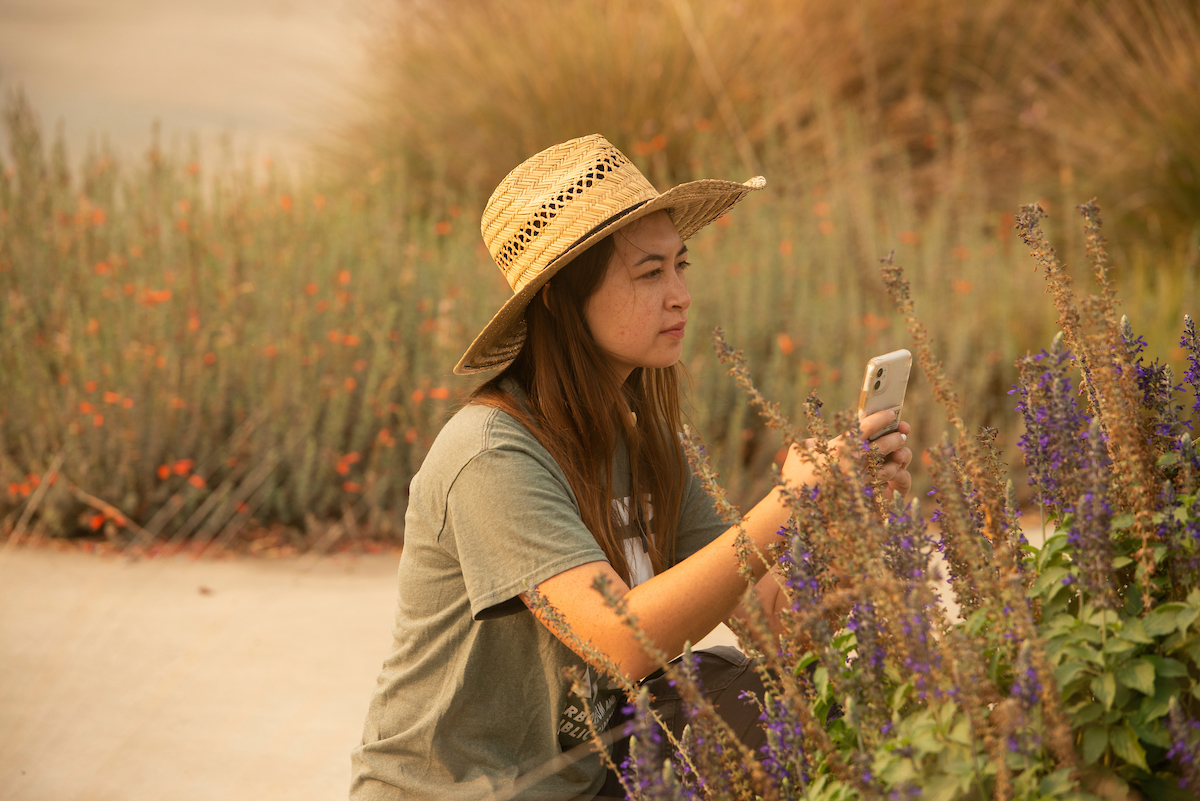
[660,322,686,340]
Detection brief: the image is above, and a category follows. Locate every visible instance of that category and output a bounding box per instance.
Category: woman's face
[583,210,691,381]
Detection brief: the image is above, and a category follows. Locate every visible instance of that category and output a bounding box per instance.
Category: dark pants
[593,645,767,800]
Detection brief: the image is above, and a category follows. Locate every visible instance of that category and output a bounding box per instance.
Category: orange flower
[314,300,329,314]
[79,401,94,414]
[353,359,367,372]
[305,282,318,296]
[91,208,106,226]
[170,398,186,409]
[8,482,19,496]
[278,194,293,211]
[343,334,361,347]
[58,373,70,385]
[103,391,120,404]
[388,330,400,342]
[327,330,343,344]
[173,459,194,475]
[776,333,794,356]
[203,352,216,366]
[226,456,238,467]
[337,269,351,286]
[186,161,201,176]
[188,475,206,489]
[18,482,31,497]
[336,462,350,476]
[156,356,167,369]
[90,514,105,530]
[377,429,395,447]
[448,204,462,219]
[434,221,452,236]
[93,414,104,427]
[122,283,135,296]
[86,318,99,335]
[411,389,425,404]
[187,315,200,332]
[313,194,326,210]
[404,428,418,444]
[28,474,40,488]
[429,387,450,401]
[343,481,362,493]
[176,218,189,233]
[953,245,970,260]
[235,501,250,515]
[94,261,111,275]
[952,278,973,295]
[778,239,793,257]
[818,220,834,236]
[122,398,134,409]
[264,345,278,358]
[344,377,357,391]
[85,380,98,393]
[157,465,171,480]
[813,201,831,217]
[694,117,712,132]
[899,230,920,245]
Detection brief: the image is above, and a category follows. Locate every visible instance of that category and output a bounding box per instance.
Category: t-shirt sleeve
[441,446,609,620]
[672,460,731,564]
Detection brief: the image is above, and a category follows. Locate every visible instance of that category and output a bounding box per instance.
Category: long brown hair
[472,234,685,584]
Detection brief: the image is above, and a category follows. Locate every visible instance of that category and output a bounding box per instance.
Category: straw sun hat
[454,134,766,375]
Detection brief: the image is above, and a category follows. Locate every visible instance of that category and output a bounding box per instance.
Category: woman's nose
[668,272,691,311]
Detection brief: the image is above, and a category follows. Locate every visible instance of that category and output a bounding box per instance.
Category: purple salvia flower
[1069,419,1115,607]
[1013,332,1089,513]
[1182,314,1200,420]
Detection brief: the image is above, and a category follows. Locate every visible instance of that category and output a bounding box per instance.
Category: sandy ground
[0,543,740,801]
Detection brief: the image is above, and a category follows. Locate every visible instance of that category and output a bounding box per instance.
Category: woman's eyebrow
[633,245,688,267]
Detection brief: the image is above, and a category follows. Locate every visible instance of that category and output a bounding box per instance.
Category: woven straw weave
[455,134,765,375]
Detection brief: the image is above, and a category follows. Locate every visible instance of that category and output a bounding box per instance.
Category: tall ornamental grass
[345,0,1200,239]
[1,88,1194,545]
[576,203,1200,799]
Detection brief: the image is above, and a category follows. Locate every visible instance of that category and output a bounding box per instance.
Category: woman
[350,134,912,800]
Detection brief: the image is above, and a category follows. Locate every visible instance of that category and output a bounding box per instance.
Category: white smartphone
[856,349,912,441]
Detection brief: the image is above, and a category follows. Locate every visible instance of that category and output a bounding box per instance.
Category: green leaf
[1081,724,1108,764]
[1139,681,1175,722]
[922,775,963,801]
[1116,618,1153,644]
[1092,673,1117,710]
[1103,637,1138,656]
[1115,659,1156,695]
[1071,701,1104,724]
[1108,724,1149,771]
[965,608,990,636]
[1030,565,1071,599]
[1038,768,1075,796]
[1131,718,1172,749]
[1112,556,1133,568]
[1176,606,1200,633]
[1112,512,1138,529]
[1157,452,1181,467]
[1144,604,1185,636]
[1054,661,1090,689]
[1145,654,1189,677]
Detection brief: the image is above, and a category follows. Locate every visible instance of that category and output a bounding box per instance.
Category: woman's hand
[781,409,913,498]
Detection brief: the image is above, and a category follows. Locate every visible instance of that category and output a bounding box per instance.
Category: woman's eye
[676,261,690,271]
[641,267,663,279]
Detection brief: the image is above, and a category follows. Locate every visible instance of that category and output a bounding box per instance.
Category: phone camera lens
[873,380,882,390]
[875,367,884,378]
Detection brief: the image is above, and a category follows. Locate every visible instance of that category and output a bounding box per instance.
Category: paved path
[0,545,400,801]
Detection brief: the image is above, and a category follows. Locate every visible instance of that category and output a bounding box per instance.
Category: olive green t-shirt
[349,398,726,800]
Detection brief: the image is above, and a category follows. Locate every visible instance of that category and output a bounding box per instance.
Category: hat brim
[454,176,765,375]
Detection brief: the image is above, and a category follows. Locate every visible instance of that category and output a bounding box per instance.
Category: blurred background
[1,2,1199,800]
[2,0,1199,554]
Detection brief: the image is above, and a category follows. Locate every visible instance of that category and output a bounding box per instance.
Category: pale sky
[0,0,376,167]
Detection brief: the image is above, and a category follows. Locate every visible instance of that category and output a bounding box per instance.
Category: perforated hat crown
[455,134,765,375]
